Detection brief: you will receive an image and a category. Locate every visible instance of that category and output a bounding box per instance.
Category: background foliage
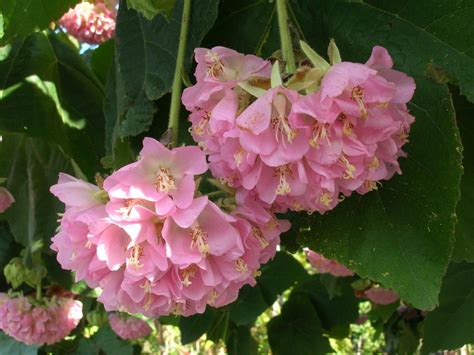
[0,0,473,353]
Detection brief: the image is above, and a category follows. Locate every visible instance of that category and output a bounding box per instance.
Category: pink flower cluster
[59,1,116,44]
[183,46,415,214]
[0,187,14,213]
[305,249,354,277]
[0,293,82,345]
[109,313,152,340]
[51,138,288,317]
[361,286,399,305]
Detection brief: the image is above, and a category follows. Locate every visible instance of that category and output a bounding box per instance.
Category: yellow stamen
[140,280,153,311]
[275,165,292,195]
[369,157,379,170]
[309,122,330,148]
[205,51,224,79]
[252,227,269,248]
[181,265,196,287]
[128,245,144,269]
[338,154,356,179]
[271,93,297,143]
[252,270,262,278]
[208,290,219,305]
[319,192,333,207]
[351,85,368,118]
[235,258,248,273]
[190,224,209,255]
[155,167,176,192]
[193,112,211,136]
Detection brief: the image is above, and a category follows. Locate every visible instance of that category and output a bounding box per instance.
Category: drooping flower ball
[51,138,289,317]
[0,294,83,345]
[0,186,14,213]
[59,1,116,44]
[305,249,354,277]
[183,46,415,214]
[109,313,152,340]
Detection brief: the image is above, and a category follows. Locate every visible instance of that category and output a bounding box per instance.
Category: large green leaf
[202,0,280,58]
[364,0,474,103]
[226,324,258,355]
[179,308,215,344]
[111,0,218,140]
[0,0,78,45]
[0,331,39,355]
[267,293,331,355]
[0,134,72,247]
[294,275,359,338]
[125,0,176,20]
[452,91,474,262]
[421,262,474,352]
[0,32,105,177]
[290,0,463,310]
[229,251,309,325]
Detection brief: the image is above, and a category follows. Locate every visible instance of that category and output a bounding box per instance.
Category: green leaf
[0,134,72,247]
[75,325,133,355]
[292,0,463,310]
[179,308,215,344]
[112,0,218,139]
[226,325,258,355]
[0,32,105,177]
[267,293,331,355]
[0,222,21,272]
[422,262,474,353]
[90,40,115,85]
[0,332,38,355]
[0,0,78,44]
[295,275,359,338]
[452,90,474,262]
[126,0,176,20]
[229,251,309,325]
[364,0,474,103]
[202,0,280,57]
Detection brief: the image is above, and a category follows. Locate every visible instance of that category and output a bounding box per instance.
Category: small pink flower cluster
[183,46,415,214]
[59,1,116,45]
[51,138,289,317]
[361,286,399,305]
[0,293,82,345]
[305,249,354,277]
[108,313,152,340]
[0,186,14,213]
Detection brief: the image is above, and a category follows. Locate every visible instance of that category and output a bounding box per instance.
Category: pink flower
[0,187,14,213]
[108,313,152,340]
[103,138,208,215]
[0,294,82,345]
[51,138,288,318]
[305,249,354,277]
[185,45,415,214]
[59,1,116,44]
[363,286,399,305]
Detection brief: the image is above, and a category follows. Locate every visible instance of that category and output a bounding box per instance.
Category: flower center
[208,290,219,305]
[235,257,248,273]
[271,94,297,144]
[121,198,146,217]
[319,191,333,207]
[252,226,269,248]
[275,165,293,195]
[155,167,176,192]
[190,223,209,255]
[234,148,244,168]
[128,245,144,269]
[338,154,356,179]
[181,265,197,287]
[193,111,211,136]
[140,280,153,310]
[351,85,368,118]
[363,180,379,192]
[205,51,224,79]
[368,157,379,170]
[309,122,330,148]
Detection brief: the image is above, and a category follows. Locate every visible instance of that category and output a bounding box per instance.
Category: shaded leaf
[74,325,133,355]
[126,0,176,20]
[0,0,78,44]
[0,332,38,355]
[226,325,258,355]
[422,262,474,353]
[179,308,215,344]
[267,293,331,355]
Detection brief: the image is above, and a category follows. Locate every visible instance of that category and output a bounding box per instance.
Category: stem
[36,280,42,301]
[168,0,192,146]
[276,0,296,73]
